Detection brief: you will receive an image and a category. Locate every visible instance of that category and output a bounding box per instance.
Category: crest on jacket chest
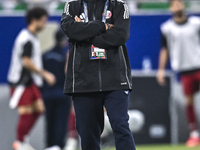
[79,13,86,22]
[104,10,112,19]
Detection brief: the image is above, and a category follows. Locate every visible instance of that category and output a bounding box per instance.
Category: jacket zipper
[93,0,102,91]
[93,0,96,20]
[72,43,77,93]
[120,46,131,89]
[99,60,102,91]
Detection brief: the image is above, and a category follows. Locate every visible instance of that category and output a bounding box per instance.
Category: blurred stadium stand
[0,0,200,16]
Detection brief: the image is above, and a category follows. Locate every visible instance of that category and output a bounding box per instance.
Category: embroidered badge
[106,10,112,19]
[102,10,112,19]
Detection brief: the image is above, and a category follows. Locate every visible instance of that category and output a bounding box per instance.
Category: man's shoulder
[188,16,200,25]
[111,0,126,6]
[66,0,80,4]
[43,50,64,61]
[15,29,32,45]
[161,19,173,31]
[63,0,81,15]
[43,49,53,58]
[110,0,128,13]
[115,0,126,4]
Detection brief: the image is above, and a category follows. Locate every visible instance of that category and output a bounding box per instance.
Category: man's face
[170,0,185,16]
[33,16,48,32]
[93,52,96,57]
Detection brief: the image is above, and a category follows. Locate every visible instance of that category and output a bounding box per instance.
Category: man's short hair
[169,0,183,3]
[26,7,48,25]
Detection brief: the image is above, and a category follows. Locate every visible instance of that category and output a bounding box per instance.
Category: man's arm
[91,1,130,49]
[157,33,168,86]
[60,1,106,42]
[22,41,56,86]
[158,48,168,69]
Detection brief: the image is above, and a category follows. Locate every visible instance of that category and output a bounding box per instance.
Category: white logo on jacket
[121,82,127,85]
[79,13,86,22]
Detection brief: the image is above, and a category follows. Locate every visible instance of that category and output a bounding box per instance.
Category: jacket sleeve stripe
[123,3,129,19]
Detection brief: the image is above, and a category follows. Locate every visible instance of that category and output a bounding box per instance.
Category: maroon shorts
[10,83,42,106]
[181,71,200,96]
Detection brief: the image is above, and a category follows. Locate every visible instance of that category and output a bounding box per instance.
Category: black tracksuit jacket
[60,0,132,94]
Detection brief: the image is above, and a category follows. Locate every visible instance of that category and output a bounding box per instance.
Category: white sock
[190,130,200,138]
[24,135,30,143]
[44,145,61,150]
[64,138,78,150]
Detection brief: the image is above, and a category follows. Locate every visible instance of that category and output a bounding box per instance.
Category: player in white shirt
[157,0,200,147]
[8,7,55,150]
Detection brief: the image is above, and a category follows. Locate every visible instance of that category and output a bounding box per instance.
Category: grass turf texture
[102,144,200,150]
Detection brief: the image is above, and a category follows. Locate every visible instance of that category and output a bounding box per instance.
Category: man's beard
[35,26,43,32]
[173,10,184,18]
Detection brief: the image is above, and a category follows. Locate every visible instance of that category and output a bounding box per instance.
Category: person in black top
[42,30,71,150]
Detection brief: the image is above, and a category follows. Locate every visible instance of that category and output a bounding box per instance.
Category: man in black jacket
[60,0,135,150]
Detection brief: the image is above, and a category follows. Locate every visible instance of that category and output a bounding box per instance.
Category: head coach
[60,0,136,150]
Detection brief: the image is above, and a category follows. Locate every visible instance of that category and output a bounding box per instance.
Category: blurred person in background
[7,7,55,150]
[42,30,71,150]
[157,0,200,147]
[64,107,78,150]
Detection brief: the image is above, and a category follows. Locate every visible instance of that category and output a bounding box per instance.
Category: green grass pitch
[102,144,200,150]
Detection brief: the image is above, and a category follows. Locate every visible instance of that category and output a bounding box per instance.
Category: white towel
[9,85,25,109]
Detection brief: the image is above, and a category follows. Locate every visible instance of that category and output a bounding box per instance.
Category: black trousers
[44,95,71,148]
[73,90,136,150]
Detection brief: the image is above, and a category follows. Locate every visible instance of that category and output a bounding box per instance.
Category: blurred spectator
[7,7,55,150]
[64,108,79,150]
[42,30,71,150]
[157,0,200,147]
